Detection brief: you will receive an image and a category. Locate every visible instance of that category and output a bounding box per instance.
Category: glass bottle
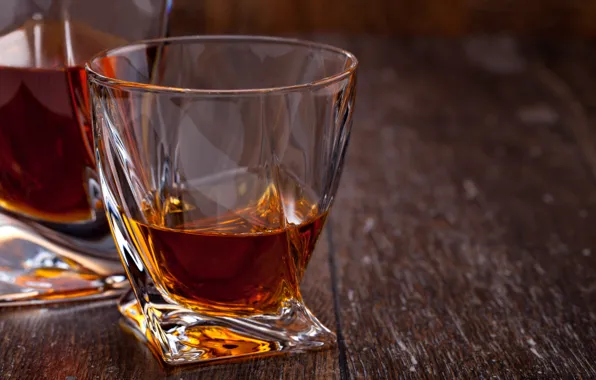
[0,0,172,305]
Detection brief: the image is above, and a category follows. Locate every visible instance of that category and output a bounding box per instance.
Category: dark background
[171,0,596,37]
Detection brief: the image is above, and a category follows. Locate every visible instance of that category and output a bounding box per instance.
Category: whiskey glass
[87,35,358,365]
[0,0,171,305]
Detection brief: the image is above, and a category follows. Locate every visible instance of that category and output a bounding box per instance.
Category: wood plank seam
[326,224,350,380]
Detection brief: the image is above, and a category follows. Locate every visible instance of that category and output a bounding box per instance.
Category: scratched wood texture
[1,36,596,379]
[323,35,596,378]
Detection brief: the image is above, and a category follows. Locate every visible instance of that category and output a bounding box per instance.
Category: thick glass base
[0,213,128,306]
[118,290,337,365]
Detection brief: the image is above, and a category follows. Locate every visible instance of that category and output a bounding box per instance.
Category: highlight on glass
[87,35,358,364]
[0,0,171,305]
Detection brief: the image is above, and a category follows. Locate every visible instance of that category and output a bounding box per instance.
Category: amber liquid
[124,182,326,315]
[0,18,125,223]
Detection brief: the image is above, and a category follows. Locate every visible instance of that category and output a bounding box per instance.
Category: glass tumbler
[87,36,358,365]
[0,0,171,305]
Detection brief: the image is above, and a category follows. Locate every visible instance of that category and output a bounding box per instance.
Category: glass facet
[87,36,358,365]
[0,0,171,305]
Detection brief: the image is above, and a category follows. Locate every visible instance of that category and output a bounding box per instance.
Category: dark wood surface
[2,36,596,379]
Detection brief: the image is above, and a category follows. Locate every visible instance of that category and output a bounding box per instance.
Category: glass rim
[85,35,358,95]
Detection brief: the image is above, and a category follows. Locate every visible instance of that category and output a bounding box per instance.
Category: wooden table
[1,36,596,379]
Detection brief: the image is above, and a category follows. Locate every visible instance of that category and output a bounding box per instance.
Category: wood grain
[323,36,596,378]
[2,36,596,379]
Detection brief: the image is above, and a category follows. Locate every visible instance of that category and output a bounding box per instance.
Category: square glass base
[118,290,337,365]
[0,213,128,306]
